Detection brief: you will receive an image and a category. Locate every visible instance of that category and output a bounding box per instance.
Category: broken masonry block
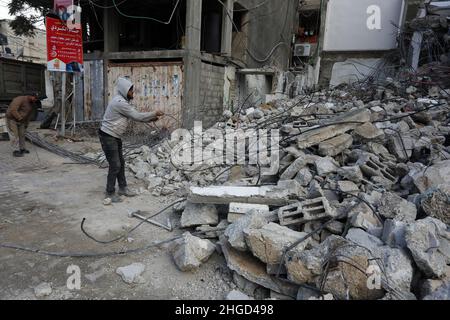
[318,134,353,157]
[228,203,270,223]
[277,197,336,227]
[358,156,397,183]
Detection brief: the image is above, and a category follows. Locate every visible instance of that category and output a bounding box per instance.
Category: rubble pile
[165,82,450,300]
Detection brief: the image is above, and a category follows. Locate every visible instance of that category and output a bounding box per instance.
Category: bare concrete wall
[238,0,298,70]
[199,62,225,127]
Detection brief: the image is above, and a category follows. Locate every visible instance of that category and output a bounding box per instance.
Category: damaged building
[73,0,427,131]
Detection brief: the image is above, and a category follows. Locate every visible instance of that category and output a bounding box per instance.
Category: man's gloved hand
[155,110,165,117]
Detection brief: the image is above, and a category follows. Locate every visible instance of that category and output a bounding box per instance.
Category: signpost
[46,8,83,137]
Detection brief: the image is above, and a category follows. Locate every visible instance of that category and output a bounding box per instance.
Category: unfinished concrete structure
[76,0,423,130]
[78,0,298,129]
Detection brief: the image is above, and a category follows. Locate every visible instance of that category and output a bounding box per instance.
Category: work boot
[20,149,30,154]
[118,187,137,197]
[105,193,122,203]
[13,150,24,157]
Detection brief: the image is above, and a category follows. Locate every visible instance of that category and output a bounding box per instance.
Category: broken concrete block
[34,282,52,298]
[280,154,316,180]
[297,109,371,149]
[423,283,450,300]
[325,220,345,235]
[354,122,385,141]
[314,156,340,176]
[380,247,414,295]
[295,168,313,187]
[337,166,364,183]
[367,142,397,163]
[188,186,290,206]
[226,290,254,300]
[244,223,309,265]
[180,202,219,228]
[228,203,269,223]
[410,160,450,193]
[232,272,264,297]
[285,235,348,285]
[220,236,299,298]
[224,213,268,251]
[196,220,229,238]
[345,228,384,253]
[387,134,415,162]
[116,263,146,284]
[337,180,359,194]
[171,232,216,272]
[378,192,417,222]
[318,134,353,157]
[357,155,397,183]
[420,184,450,224]
[349,202,383,231]
[286,235,384,299]
[405,217,450,278]
[277,197,336,227]
[420,267,450,298]
[382,219,407,248]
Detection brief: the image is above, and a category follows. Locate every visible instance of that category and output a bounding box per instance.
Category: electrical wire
[81,198,185,244]
[112,0,181,25]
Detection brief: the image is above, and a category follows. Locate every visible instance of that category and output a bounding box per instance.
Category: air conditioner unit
[294,43,311,57]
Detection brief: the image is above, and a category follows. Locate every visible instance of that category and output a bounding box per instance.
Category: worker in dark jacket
[6,95,39,157]
[99,77,164,202]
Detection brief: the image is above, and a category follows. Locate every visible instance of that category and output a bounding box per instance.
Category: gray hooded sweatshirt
[100,77,158,139]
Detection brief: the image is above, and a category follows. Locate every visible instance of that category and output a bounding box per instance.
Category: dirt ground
[0,124,234,300]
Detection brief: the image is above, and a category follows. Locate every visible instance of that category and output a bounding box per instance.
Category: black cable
[81,198,185,244]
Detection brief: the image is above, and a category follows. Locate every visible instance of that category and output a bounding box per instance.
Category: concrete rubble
[101,72,450,300]
[116,263,146,284]
[170,232,216,272]
[34,282,52,298]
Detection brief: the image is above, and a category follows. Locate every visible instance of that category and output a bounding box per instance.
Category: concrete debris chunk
[420,184,450,224]
[410,160,450,193]
[224,213,268,251]
[337,166,364,183]
[318,134,353,157]
[171,232,216,272]
[244,223,309,264]
[180,202,219,228]
[297,109,371,149]
[378,192,417,222]
[34,282,52,298]
[354,122,385,141]
[116,263,146,284]
[405,217,450,278]
[220,236,299,298]
[382,219,407,248]
[277,197,336,226]
[314,156,340,176]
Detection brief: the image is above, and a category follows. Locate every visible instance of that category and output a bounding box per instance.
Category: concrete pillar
[103,4,119,108]
[221,0,234,57]
[103,6,119,53]
[183,0,203,128]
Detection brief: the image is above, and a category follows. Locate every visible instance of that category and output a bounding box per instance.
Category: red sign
[46,16,83,73]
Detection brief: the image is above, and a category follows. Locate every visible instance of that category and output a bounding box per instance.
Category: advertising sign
[46,16,83,72]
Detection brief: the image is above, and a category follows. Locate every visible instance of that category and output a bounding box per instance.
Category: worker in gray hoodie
[99,77,164,202]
